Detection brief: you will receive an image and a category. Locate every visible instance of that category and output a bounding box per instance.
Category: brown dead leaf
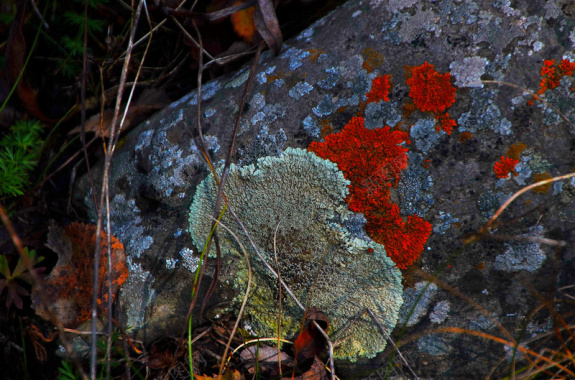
[140,337,187,370]
[283,357,327,380]
[31,221,129,328]
[240,344,293,374]
[195,370,244,380]
[6,2,58,123]
[253,0,282,53]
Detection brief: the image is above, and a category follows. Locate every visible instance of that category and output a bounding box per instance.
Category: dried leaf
[253,0,282,53]
[31,221,129,328]
[195,369,244,380]
[240,344,293,373]
[283,357,327,380]
[6,2,57,123]
[293,307,329,363]
[140,337,186,370]
[231,1,257,43]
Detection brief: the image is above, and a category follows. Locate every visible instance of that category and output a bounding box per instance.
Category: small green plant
[57,0,109,78]
[57,360,79,380]
[0,119,43,197]
[0,248,44,309]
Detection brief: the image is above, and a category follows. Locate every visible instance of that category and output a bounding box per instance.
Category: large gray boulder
[75,0,575,377]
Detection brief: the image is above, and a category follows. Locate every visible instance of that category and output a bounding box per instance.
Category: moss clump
[189,148,403,361]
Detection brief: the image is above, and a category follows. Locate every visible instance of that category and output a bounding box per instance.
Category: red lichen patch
[506,142,527,160]
[32,222,128,328]
[362,47,384,73]
[309,116,431,269]
[366,74,393,104]
[559,59,575,76]
[533,172,553,194]
[494,156,519,179]
[434,112,457,135]
[230,2,256,43]
[458,131,473,143]
[537,59,575,95]
[407,62,456,113]
[307,48,325,63]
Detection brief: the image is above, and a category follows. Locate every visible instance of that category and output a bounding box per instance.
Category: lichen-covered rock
[73,0,575,376]
[189,148,403,360]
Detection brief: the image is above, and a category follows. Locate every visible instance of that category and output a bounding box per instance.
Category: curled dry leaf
[293,307,329,363]
[240,344,294,374]
[31,221,129,328]
[253,0,282,53]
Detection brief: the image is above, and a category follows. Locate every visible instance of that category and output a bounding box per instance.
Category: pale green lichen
[189,148,403,361]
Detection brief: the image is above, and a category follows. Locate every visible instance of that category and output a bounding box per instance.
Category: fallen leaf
[195,369,244,380]
[240,344,293,373]
[140,337,187,370]
[231,1,257,43]
[293,307,329,363]
[31,221,129,328]
[283,357,327,380]
[6,2,58,123]
[253,0,282,53]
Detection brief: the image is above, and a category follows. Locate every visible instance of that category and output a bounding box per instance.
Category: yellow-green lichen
[189,148,403,361]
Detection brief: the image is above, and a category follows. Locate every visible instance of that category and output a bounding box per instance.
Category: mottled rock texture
[75,0,575,377]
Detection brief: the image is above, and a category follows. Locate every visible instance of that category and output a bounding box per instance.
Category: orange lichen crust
[41,223,128,327]
[309,116,431,269]
[366,74,392,104]
[494,156,519,179]
[407,62,456,113]
[362,47,384,73]
[505,142,527,160]
[533,172,552,193]
[458,131,473,143]
[537,59,575,95]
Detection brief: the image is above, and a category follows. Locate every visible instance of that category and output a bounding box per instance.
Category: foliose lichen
[494,226,546,273]
[188,148,403,361]
[398,282,438,327]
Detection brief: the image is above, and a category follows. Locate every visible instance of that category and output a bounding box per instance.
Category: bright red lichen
[407,62,456,113]
[537,59,575,95]
[366,74,392,103]
[494,156,519,179]
[308,116,431,269]
[434,112,457,135]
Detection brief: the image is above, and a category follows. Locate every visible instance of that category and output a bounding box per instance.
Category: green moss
[189,148,403,361]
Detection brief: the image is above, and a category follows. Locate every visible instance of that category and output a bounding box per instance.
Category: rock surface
[74,0,575,377]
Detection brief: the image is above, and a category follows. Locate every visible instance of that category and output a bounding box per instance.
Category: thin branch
[475,172,575,238]
[207,217,252,378]
[366,308,419,380]
[482,80,575,132]
[90,1,144,378]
